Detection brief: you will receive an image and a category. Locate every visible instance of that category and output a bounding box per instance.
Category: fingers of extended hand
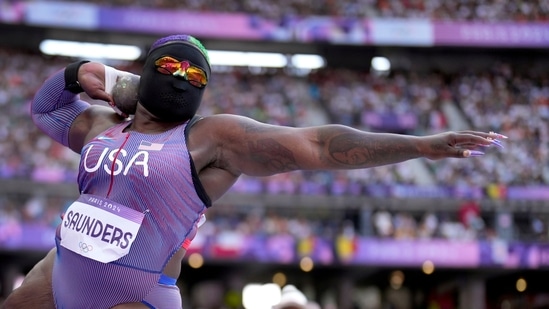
[457,131,507,158]
[455,139,503,150]
[458,130,508,140]
[455,132,506,147]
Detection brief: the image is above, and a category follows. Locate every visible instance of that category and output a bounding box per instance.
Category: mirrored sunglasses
[155,56,208,88]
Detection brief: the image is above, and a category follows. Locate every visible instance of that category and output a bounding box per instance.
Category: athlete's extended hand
[77,62,113,104]
[418,131,506,160]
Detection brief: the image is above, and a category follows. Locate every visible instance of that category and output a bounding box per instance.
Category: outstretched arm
[197,114,502,178]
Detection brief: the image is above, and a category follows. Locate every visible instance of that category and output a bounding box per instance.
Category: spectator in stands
[2,33,501,309]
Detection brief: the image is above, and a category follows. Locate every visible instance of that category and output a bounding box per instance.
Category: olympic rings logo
[79,242,93,253]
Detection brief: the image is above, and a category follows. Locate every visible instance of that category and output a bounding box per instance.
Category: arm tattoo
[328,133,415,167]
[247,138,300,172]
[239,119,300,172]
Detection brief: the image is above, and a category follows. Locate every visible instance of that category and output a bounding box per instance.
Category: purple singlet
[52,119,210,308]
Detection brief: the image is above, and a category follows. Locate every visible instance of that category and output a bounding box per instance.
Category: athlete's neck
[126,104,187,134]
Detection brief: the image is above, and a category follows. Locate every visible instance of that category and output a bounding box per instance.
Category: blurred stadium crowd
[73,0,549,21]
[0,46,547,245]
[0,49,547,187]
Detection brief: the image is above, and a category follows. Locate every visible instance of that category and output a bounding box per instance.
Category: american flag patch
[138,140,164,151]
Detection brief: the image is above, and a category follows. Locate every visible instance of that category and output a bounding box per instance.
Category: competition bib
[60,194,145,263]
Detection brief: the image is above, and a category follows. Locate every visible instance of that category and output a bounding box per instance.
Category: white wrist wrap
[104,65,121,95]
[104,66,130,117]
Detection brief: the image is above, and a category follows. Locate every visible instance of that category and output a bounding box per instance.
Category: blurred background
[1,1,549,308]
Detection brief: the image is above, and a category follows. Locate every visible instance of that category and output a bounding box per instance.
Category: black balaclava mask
[139,35,211,122]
